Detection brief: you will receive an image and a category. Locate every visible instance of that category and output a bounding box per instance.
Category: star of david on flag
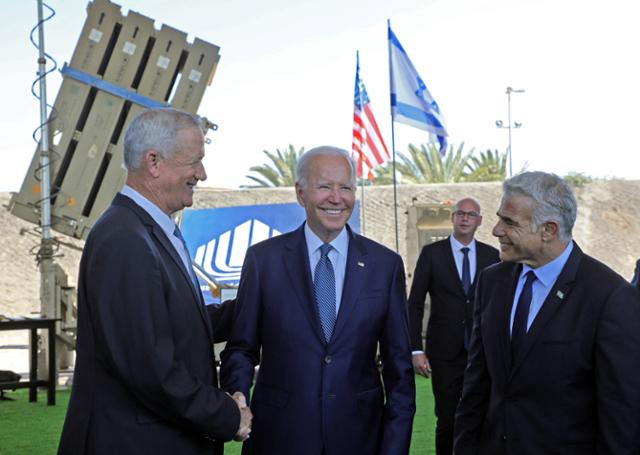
[388,24,448,156]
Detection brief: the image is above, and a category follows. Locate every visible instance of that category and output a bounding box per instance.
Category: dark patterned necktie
[511,270,537,356]
[314,244,336,343]
[461,247,471,295]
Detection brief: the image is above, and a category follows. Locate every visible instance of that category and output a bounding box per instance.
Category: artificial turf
[0,376,435,454]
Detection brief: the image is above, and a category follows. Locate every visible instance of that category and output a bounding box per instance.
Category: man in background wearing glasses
[408,197,499,455]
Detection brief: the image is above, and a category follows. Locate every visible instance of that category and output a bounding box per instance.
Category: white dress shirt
[449,235,477,282]
[510,241,574,334]
[120,185,193,279]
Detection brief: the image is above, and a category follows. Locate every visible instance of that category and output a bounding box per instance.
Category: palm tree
[244,145,304,187]
[369,162,398,185]
[373,143,473,184]
[465,149,507,182]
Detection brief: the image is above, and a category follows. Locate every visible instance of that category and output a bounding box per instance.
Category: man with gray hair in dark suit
[454,171,640,454]
[58,108,251,454]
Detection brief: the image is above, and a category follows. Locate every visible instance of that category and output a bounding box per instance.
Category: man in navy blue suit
[58,108,251,454]
[221,146,415,455]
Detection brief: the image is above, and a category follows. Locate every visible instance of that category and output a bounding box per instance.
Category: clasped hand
[231,391,252,442]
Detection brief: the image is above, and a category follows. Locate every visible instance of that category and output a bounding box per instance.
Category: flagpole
[387,19,399,253]
[359,178,366,235]
[390,123,399,253]
[355,50,367,235]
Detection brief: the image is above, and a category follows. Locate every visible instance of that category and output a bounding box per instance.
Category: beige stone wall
[193,180,640,282]
[2,179,638,316]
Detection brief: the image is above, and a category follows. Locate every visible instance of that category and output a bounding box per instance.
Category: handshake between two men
[57,109,416,455]
[231,391,252,442]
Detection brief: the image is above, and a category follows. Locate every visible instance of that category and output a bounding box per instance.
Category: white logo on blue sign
[181,203,360,302]
[193,219,281,282]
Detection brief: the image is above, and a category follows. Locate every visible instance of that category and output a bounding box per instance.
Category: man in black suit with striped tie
[408,197,500,455]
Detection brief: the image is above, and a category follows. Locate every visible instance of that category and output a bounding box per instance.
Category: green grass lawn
[0,376,434,454]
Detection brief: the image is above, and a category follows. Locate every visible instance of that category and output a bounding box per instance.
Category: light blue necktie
[173,226,200,293]
[314,244,336,343]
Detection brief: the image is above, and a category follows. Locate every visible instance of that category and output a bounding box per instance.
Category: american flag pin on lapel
[556,290,564,299]
[357,261,365,268]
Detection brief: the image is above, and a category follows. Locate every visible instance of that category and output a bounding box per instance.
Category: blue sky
[1,0,638,191]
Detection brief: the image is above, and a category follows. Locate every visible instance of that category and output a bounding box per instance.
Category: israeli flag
[389,24,448,155]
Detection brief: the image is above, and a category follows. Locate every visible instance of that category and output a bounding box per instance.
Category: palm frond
[245,145,304,187]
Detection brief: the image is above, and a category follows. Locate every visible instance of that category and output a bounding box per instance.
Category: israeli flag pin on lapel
[556,290,564,299]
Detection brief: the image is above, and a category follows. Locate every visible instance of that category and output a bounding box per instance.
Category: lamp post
[496,86,525,177]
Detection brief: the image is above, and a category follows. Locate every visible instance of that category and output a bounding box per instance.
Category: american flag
[352,54,390,180]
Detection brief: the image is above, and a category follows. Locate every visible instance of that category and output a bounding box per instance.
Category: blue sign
[181,202,360,304]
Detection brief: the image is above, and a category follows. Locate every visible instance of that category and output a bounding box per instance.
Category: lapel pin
[357,261,365,268]
[556,290,564,299]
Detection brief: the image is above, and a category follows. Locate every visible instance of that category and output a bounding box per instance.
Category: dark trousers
[430,352,468,455]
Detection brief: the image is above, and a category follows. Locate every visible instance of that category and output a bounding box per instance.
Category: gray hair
[503,171,577,242]
[123,108,201,170]
[295,146,357,188]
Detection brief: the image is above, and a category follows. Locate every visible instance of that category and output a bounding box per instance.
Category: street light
[496,86,525,177]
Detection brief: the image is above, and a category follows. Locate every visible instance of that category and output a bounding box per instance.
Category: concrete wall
[2,179,638,316]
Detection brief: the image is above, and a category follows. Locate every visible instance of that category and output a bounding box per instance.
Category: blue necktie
[314,244,336,343]
[461,247,471,295]
[173,226,200,293]
[511,270,537,356]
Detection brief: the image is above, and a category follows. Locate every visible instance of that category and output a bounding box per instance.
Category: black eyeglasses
[453,210,479,218]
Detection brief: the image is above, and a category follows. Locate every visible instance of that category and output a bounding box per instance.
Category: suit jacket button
[324,355,332,364]
[501,435,507,441]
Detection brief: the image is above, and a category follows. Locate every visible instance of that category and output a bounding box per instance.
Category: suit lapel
[332,228,368,342]
[114,194,214,342]
[469,245,484,295]
[499,264,522,374]
[283,226,326,344]
[510,243,582,377]
[443,238,467,297]
[474,244,493,286]
[150,224,214,340]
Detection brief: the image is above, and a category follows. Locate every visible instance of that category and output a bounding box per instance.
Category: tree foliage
[372,143,508,184]
[563,171,593,188]
[373,143,474,184]
[245,143,509,188]
[244,145,304,187]
[465,149,507,182]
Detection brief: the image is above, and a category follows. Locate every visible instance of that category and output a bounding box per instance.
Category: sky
[1,0,639,192]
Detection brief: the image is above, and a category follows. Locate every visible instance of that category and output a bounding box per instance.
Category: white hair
[123,108,201,170]
[295,146,356,187]
[503,171,577,242]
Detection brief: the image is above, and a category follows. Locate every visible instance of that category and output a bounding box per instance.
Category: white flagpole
[360,178,366,235]
[355,50,367,236]
[387,19,399,253]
